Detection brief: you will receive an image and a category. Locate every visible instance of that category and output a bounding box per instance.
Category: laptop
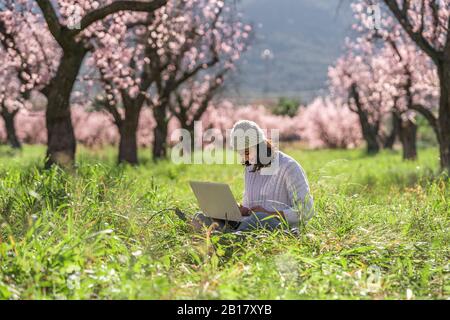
[189,181,243,222]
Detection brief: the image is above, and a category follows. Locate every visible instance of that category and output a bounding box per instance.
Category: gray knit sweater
[242,151,314,226]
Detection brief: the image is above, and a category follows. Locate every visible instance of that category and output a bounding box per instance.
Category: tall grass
[0,145,448,299]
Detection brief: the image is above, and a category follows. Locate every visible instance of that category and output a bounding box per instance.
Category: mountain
[229,0,355,102]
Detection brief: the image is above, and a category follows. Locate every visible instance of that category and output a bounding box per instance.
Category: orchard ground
[0,144,448,299]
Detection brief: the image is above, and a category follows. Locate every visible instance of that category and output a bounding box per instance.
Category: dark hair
[244,139,275,172]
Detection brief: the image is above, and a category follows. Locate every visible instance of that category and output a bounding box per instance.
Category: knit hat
[230,120,266,151]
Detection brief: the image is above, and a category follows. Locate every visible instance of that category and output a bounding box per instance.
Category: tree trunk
[180,121,196,150]
[357,110,380,155]
[437,60,450,172]
[118,103,141,165]
[1,109,21,149]
[384,112,400,149]
[45,48,86,168]
[152,105,169,160]
[399,118,417,160]
[350,83,380,155]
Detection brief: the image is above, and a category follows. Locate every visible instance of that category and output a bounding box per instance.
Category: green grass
[0,145,448,299]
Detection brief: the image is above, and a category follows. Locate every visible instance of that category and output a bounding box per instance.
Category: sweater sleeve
[283,162,314,225]
[242,168,250,208]
[242,186,249,208]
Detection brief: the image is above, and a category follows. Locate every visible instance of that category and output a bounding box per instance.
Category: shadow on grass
[359,167,446,191]
[0,147,22,158]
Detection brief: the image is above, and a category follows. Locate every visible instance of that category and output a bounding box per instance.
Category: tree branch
[97,68,123,127]
[35,0,65,47]
[409,103,440,141]
[68,0,167,37]
[383,0,441,62]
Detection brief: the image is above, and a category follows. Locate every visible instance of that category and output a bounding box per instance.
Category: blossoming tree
[166,9,252,150]
[329,38,393,154]
[297,97,362,149]
[145,0,251,160]
[91,0,251,163]
[380,0,450,169]
[0,1,58,148]
[351,1,439,159]
[2,0,167,166]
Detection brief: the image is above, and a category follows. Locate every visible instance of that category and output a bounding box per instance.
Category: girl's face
[238,146,257,164]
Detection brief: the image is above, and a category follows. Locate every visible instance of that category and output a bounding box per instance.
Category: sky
[229,0,354,102]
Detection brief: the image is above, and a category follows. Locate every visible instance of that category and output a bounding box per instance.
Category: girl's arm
[283,162,314,225]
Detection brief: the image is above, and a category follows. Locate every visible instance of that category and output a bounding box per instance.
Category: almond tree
[91,0,251,163]
[88,10,152,164]
[329,39,392,154]
[383,41,439,159]
[352,1,439,159]
[380,0,450,169]
[0,2,58,148]
[329,38,438,157]
[167,15,252,148]
[0,62,22,149]
[297,97,362,149]
[146,0,251,160]
[168,75,228,138]
[3,0,167,166]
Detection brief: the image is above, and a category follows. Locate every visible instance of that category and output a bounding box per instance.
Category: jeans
[193,212,285,233]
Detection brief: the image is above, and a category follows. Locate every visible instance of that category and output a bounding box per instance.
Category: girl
[192,120,314,233]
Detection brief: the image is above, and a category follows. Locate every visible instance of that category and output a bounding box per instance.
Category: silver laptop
[189,181,243,221]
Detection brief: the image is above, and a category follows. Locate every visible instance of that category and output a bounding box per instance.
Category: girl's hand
[250,206,284,217]
[239,204,250,216]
